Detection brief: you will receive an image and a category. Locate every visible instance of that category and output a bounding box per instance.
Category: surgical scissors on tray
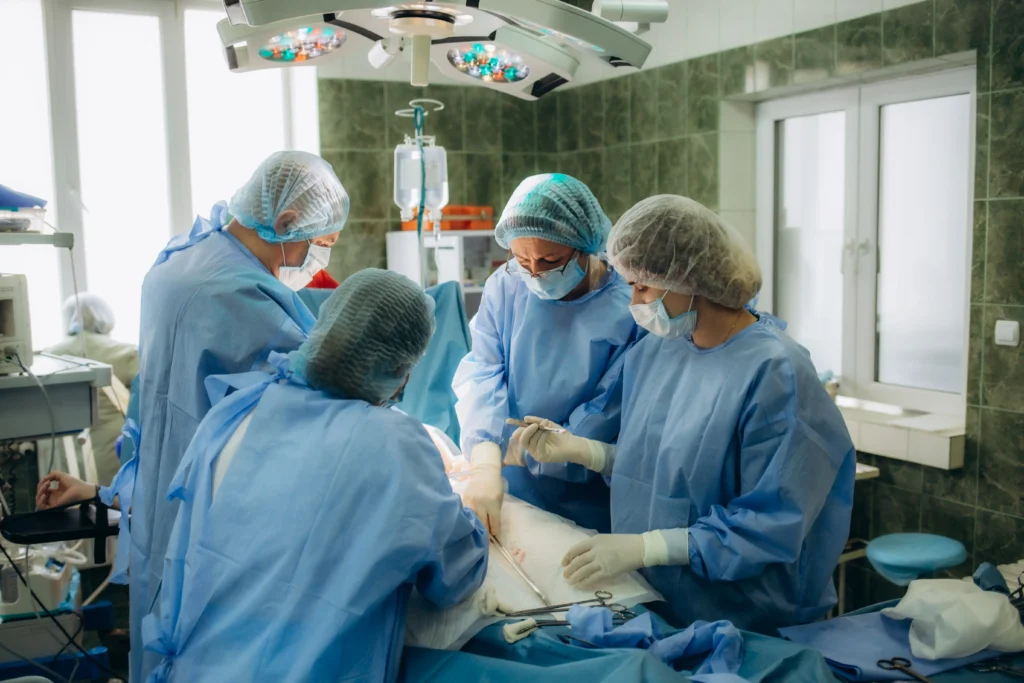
[970,658,1024,677]
[877,658,934,683]
[498,590,637,620]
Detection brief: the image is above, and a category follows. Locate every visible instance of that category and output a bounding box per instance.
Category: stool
[867,533,967,586]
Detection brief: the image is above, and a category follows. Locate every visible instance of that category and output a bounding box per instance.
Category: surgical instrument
[970,659,1024,677]
[490,534,550,605]
[877,658,935,683]
[506,418,566,434]
[498,591,636,620]
[502,617,568,643]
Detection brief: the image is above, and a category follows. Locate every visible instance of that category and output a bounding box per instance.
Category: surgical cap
[607,195,762,309]
[63,293,115,336]
[494,174,611,254]
[291,269,435,404]
[229,151,350,244]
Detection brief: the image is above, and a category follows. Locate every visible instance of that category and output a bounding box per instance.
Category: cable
[0,541,116,679]
[10,352,58,473]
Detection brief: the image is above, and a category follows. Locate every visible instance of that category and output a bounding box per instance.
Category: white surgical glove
[463,442,504,536]
[561,531,676,588]
[508,416,610,472]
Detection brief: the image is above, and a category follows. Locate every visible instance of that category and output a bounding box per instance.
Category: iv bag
[394,142,449,223]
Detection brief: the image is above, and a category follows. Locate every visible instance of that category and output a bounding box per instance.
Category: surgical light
[447,44,530,83]
[258,25,345,62]
[218,1,662,99]
[219,15,350,72]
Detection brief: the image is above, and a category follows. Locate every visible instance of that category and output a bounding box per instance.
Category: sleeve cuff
[98,485,115,507]
[642,528,690,567]
[470,442,503,469]
[586,441,616,476]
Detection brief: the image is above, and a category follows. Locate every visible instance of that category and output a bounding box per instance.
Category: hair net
[607,195,762,309]
[229,151,350,244]
[291,269,435,403]
[63,292,115,335]
[494,174,611,254]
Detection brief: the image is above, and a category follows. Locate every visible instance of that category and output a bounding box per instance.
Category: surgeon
[37,151,349,682]
[513,195,855,633]
[130,269,487,683]
[453,174,637,535]
[45,293,138,485]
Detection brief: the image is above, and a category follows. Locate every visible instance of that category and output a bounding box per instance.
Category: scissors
[498,590,637,621]
[877,657,935,683]
[970,659,1024,677]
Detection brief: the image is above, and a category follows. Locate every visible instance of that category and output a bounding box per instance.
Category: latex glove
[562,530,679,588]
[503,429,526,468]
[36,472,96,510]
[508,417,607,472]
[463,442,504,536]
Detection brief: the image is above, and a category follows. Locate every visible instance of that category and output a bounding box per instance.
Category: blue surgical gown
[144,372,488,683]
[128,228,315,682]
[612,315,855,633]
[453,265,637,532]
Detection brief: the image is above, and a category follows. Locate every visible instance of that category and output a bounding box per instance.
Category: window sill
[835,396,965,471]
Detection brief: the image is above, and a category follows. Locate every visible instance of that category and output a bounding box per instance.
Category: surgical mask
[630,291,696,339]
[278,240,331,291]
[514,257,588,301]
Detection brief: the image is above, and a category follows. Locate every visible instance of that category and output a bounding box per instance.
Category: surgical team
[37,150,855,682]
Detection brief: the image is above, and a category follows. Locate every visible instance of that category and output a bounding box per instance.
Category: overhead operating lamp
[217,0,660,100]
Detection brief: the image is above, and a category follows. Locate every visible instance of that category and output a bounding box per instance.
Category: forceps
[490,534,550,606]
[877,658,935,683]
[498,590,637,621]
[970,658,1024,677]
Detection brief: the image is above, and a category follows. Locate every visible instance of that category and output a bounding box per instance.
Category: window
[0,0,63,349]
[756,68,975,416]
[24,0,320,345]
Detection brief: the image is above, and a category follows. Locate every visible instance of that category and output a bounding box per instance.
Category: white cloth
[405,494,662,650]
[881,579,1024,660]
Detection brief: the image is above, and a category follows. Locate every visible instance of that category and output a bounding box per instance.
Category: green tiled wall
[537,0,1024,611]
[317,80,540,281]
[319,0,1024,610]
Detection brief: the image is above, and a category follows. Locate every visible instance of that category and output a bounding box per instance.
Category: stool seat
[867,533,967,586]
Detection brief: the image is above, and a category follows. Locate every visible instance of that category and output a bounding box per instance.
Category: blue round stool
[867,533,967,586]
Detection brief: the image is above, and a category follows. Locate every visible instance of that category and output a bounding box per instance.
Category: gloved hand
[562,534,645,588]
[562,531,674,588]
[508,417,608,472]
[462,442,504,536]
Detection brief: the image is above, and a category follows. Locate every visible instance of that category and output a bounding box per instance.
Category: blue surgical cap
[291,269,435,404]
[63,293,115,336]
[494,174,611,254]
[229,151,350,244]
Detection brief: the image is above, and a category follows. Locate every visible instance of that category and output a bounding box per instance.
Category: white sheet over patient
[405,489,662,650]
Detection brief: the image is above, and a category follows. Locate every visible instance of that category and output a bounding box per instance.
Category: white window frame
[756,67,975,418]
[41,0,315,305]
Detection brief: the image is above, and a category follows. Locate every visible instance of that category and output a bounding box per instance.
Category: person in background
[453,174,637,536]
[38,150,349,683]
[124,269,484,683]
[45,293,138,485]
[514,195,855,633]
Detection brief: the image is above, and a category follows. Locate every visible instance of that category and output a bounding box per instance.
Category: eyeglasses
[505,249,580,278]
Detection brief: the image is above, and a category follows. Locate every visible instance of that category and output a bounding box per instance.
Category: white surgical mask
[278,241,331,291]
[630,291,696,339]
[513,257,588,301]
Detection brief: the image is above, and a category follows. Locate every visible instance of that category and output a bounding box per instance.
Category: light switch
[995,320,1020,347]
